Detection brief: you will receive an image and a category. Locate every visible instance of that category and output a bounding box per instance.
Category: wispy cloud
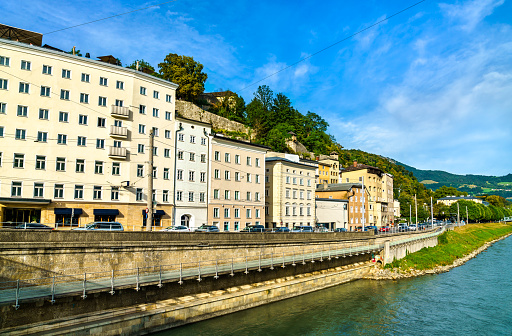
[439,0,504,31]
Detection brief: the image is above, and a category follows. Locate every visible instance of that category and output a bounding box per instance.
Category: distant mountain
[395,162,512,199]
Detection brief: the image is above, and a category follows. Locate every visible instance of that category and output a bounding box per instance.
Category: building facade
[0,38,177,229]
[265,153,316,228]
[318,152,339,184]
[437,196,483,206]
[173,116,211,230]
[207,135,268,231]
[315,198,348,231]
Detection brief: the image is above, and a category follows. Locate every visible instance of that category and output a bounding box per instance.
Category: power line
[238,0,428,92]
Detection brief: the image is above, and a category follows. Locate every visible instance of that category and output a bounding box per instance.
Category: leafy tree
[209,91,246,123]
[67,48,82,57]
[433,185,467,199]
[126,59,159,76]
[158,53,207,101]
[486,195,507,207]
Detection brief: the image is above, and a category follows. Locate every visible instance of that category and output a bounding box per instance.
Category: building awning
[93,209,119,216]
[54,208,83,215]
[141,210,166,216]
[0,197,51,205]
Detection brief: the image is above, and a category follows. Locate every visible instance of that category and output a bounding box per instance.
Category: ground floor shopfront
[0,198,174,231]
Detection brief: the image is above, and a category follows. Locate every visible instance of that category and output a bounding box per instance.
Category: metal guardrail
[0,228,444,308]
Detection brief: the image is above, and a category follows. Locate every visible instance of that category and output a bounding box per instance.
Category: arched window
[181,214,190,227]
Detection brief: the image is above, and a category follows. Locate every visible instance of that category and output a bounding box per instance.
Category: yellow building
[0,33,177,229]
[318,152,339,184]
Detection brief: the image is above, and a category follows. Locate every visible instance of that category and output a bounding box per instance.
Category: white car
[161,225,191,232]
[408,225,417,231]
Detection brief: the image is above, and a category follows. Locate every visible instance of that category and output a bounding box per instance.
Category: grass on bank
[385,222,512,271]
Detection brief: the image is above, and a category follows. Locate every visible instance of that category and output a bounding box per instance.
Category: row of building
[0,27,399,231]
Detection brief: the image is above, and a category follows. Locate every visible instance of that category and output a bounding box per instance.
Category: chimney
[353,161,357,167]
[72,46,76,55]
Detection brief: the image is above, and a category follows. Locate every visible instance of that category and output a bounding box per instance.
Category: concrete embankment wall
[1,262,372,335]
[0,230,374,281]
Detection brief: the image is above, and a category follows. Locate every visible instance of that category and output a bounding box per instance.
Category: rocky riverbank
[365,231,512,280]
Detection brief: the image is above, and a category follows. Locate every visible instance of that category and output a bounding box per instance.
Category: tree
[158,53,208,101]
[126,59,159,76]
[209,91,246,123]
[486,195,507,207]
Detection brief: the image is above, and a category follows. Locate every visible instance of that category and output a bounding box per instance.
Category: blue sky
[2,0,511,176]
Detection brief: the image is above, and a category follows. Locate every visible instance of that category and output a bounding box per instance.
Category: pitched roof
[315,183,362,192]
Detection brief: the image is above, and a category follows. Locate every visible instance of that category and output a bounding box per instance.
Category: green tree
[486,195,507,207]
[158,53,208,101]
[126,59,159,76]
[209,91,246,123]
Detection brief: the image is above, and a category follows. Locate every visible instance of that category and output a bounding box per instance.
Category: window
[163,190,169,202]
[57,134,67,144]
[165,130,171,139]
[225,170,230,180]
[152,127,159,137]
[78,114,88,125]
[247,173,252,183]
[177,151,184,160]
[140,86,146,95]
[189,153,195,161]
[300,178,303,186]
[56,157,66,171]
[293,190,297,199]
[190,135,196,143]
[164,148,170,157]
[76,159,85,173]
[137,165,144,177]
[286,189,290,198]
[234,191,240,200]
[212,169,219,179]
[99,77,108,86]
[213,208,220,218]
[0,102,6,114]
[80,93,89,104]
[96,139,105,149]
[153,146,158,156]
[15,129,26,140]
[21,60,31,70]
[97,117,106,127]
[201,154,206,163]
[163,168,170,180]
[60,89,70,100]
[77,136,86,146]
[176,191,183,201]
[116,81,124,90]
[246,191,251,201]
[255,192,260,201]
[256,209,261,218]
[307,191,312,200]
[40,86,50,97]
[19,82,29,93]
[98,96,107,106]
[59,111,68,122]
[201,137,207,145]
[11,182,22,197]
[235,209,240,218]
[293,177,297,185]
[235,155,240,164]
[224,190,230,200]
[256,175,260,184]
[300,191,304,199]
[235,172,240,181]
[111,187,119,201]
[189,171,195,181]
[200,172,206,182]
[225,153,230,162]
[265,176,269,183]
[93,186,102,200]
[36,156,46,170]
[115,99,123,107]
[139,124,146,134]
[153,90,159,99]
[0,56,9,66]
[213,189,219,199]
[265,189,269,197]
[214,151,220,161]
[165,111,172,120]
[246,209,252,219]
[74,185,84,199]
[153,167,158,178]
[152,108,159,117]
[92,161,102,174]
[224,208,230,218]
[256,158,260,167]
[54,184,64,198]
[178,133,184,141]
[110,162,120,175]
[13,154,24,168]
[166,94,172,103]
[17,105,28,117]
[38,109,48,120]
[136,188,143,201]
[246,157,252,166]
[200,192,205,203]
[188,192,194,202]
[81,73,90,82]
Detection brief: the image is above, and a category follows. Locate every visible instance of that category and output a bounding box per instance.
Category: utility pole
[361,176,365,231]
[457,202,460,226]
[431,197,434,228]
[466,206,468,225]
[415,194,418,225]
[409,204,412,225]
[146,129,154,232]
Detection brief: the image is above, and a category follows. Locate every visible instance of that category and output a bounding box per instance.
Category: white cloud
[439,0,504,31]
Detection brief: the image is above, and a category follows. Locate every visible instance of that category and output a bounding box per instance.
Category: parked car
[379,226,390,232]
[334,228,347,232]
[398,224,408,232]
[13,223,54,230]
[194,225,220,232]
[240,225,265,232]
[418,224,427,231]
[315,227,329,233]
[161,225,191,232]
[72,222,124,231]
[292,226,314,232]
[366,225,378,233]
[273,226,290,233]
[408,225,418,231]
[355,226,368,232]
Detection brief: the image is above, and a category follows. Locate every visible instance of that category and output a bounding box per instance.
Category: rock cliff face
[176,101,253,138]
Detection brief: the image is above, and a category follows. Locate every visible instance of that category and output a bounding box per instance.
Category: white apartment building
[0,36,177,229]
[173,116,211,229]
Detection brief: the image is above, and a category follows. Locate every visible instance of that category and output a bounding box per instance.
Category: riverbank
[365,222,512,280]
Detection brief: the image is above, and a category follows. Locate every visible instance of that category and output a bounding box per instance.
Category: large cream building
[0,36,178,229]
[208,135,268,231]
[265,153,316,228]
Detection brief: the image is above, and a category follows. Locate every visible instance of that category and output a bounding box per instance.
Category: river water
[155,236,512,336]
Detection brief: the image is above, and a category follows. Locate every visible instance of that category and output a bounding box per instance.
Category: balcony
[110,125,128,138]
[109,146,127,159]
[111,105,130,118]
